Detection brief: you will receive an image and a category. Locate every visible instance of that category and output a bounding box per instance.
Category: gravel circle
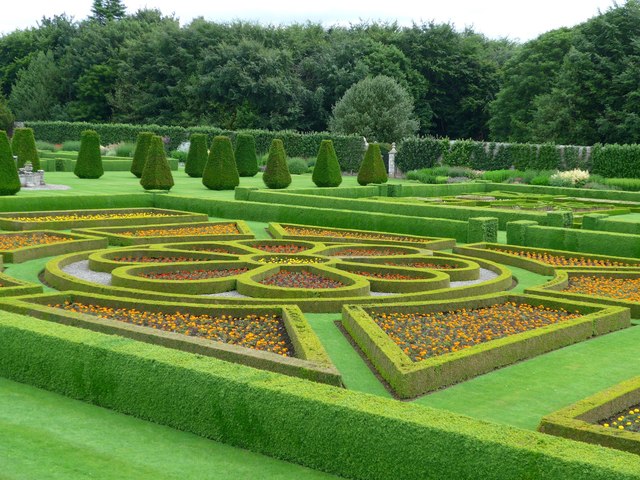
[62,260,112,286]
[450,268,498,288]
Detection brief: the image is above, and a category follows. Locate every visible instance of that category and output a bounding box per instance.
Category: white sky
[1,0,618,41]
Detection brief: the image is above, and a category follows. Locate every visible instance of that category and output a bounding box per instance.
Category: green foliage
[329,75,419,143]
[263,139,291,189]
[535,143,562,170]
[592,144,640,178]
[202,136,240,190]
[35,140,56,151]
[357,143,388,186]
[510,144,537,170]
[396,137,445,172]
[11,127,39,169]
[61,140,82,151]
[140,135,174,191]
[0,130,20,195]
[287,158,308,175]
[312,139,342,187]
[114,142,135,157]
[184,133,208,178]
[0,95,14,133]
[74,130,104,179]
[131,131,153,178]
[90,0,126,24]
[234,133,258,177]
[442,140,474,167]
[603,178,640,191]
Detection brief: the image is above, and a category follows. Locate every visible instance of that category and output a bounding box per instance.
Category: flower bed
[119,224,240,237]
[0,231,107,263]
[599,405,640,432]
[564,276,640,303]
[257,256,324,265]
[252,243,312,254]
[383,261,458,269]
[343,293,629,398]
[353,271,420,280]
[260,270,345,289]
[0,232,70,250]
[0,208,207,230]
[140,267,249,280]
[111,255,210,263]
[487,247,637,268]
[328,247,409,257]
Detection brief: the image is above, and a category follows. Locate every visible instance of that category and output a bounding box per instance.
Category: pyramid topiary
[202,136,240,190]
[0,130,20,195]
[11,128,40,170]
[140,135,174,191]
[131,131,153,178]
[74,130,104,179]
[184,133,208,178]
[357,143,388,186]
[235,133,259,177]
[263,139,291,189]
[312,139,342,187]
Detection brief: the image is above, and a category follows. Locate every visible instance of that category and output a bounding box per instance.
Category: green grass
[0,377,340,480]
[602,212,640,223]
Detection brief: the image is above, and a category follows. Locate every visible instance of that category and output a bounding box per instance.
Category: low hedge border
[0,272,43,297]
[1,311,638,479]
[334,263,450,293]
[582,210,640,235]
[87,247,237,272]
[0,231,108,263]
[342,293,630,399]
[526,270,640,317]
[0,291,341,386]
[0,194,153,213]
[454,243,640,276]
[73,220,254,246]
[44,249,512,313]
[268,222,456,250]
[538,376,640,456]
[0,208,208,231]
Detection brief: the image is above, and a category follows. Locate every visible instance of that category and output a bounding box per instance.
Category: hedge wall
[24,121,364,172]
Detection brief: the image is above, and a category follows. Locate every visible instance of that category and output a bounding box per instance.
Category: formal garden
[1,120,640,479]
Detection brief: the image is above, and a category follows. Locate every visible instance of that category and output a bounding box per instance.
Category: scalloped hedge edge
[527,269,640,317]
[0,290,341,386]
[0,208,207,231]
[0,231,108,263]
[538,376,640,456]
[342,293,630,398]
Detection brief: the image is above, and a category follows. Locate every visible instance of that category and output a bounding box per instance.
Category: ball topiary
[357,143,388,186]
[202,136,240,190]
[11,127,40,170]
[140,135,174,191]
[131,131,154,178]
[263,139,291,189]
[184,133,208,178]
[0,130,20,195]
[235,133,259,177]
[312,139,342,187]
[74,130,104,179]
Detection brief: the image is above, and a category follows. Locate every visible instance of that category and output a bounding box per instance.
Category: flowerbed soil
[599,404,640,432]
[119,224,240,237]
[112,255,209,263]
[353,271,419,280]
[140,268,249,280]
[0,232,72,250]
[565,276,640,302]
[383,261,457,269]
[487,247,640,268]
[369,302,582,362]
[260,270,345,289]
[252,244,311,253]
[50,301,293,357]
[330,248,406,257]
[6,212,180,222]
[258,257,322,264]
[283,226,433,244]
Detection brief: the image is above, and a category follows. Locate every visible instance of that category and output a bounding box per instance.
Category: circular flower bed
[565,276,640,302]
[488,247,640,268]
[370,302,581,362]
[141,268,249,280]
[0,232,71,250]
[260,270,345,289]
[600,405,640,431]
[50,300,293,357]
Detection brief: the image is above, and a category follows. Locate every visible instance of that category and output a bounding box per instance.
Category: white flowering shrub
[549,169,590,187]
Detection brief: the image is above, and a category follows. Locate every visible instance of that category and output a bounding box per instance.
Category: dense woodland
[1,0,640,145]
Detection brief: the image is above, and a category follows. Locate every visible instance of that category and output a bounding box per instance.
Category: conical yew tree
[263,139,291,189]
[0,130,20,195]
[140,135,174,191]
[202,136,240,190]
[74,130,104,179]
[312,139,342,187]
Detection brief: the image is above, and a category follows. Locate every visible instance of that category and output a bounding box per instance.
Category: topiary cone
[11,127,40,170]
[74,130,104,179]
[140,135,174,191]
[263,139,291,189]
[185,133,208,178]
[131,131,154,178]
[202,136,240,190]
[235,133,259,177]
[0,130,20,195]
[357,143,387,186]
[312,139,342,187]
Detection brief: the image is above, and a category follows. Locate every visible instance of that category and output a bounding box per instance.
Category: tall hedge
[357,143,387,186]
[395,137,444,172]
[184,133,208,178]
[202,136,240,190]
[0,130,20,195]
[312,139,342,187]
[140,135,174,191]
[131,132,154,178]
[235,133,259,177]
[11,128,39,170]
[74,130,104,179]
[263,139,291,189]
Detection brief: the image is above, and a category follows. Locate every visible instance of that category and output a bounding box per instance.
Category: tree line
[1,0,639,145]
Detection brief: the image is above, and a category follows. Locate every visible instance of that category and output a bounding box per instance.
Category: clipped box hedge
[342,293,630,399]
[539,376,640,456]
[1,312,639,479]
[0,208,208,231]
[0,272,43,296]
[0,231,108,263]
[73,220,254,246]
[0,291,341,386]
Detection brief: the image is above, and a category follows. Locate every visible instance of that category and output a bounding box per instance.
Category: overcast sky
[1,0,618,41]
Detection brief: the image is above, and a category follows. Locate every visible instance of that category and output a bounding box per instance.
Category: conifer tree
[263,139,291,189]
[11,128,40,170]
[184,133,208,178]
[202,136,240,190]
[140,135,174,191]
[74,130,104,179]
[131,131,153,178]
[357,143,387,185]
[235,133,259,177]
[0,130,20,195]
[312,139,342,187]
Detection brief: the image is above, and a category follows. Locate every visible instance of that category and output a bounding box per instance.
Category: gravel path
[62,260,112,286]
[450,268,498,288]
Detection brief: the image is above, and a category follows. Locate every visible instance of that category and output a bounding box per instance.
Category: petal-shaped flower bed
[343,293,629,398]
[111,255,211,263]
[488,248,637,268]
[327,247,411,257]
[240,239,316,254]
[260,270,345,289]
[140,267,249,280]
[87,248,234,273]
[335,263,450,293]
[253,254,330,265]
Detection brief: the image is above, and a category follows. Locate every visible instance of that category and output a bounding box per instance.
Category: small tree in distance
[312,139,342,187]
[74,130,104,179]
[140,135,174,191]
